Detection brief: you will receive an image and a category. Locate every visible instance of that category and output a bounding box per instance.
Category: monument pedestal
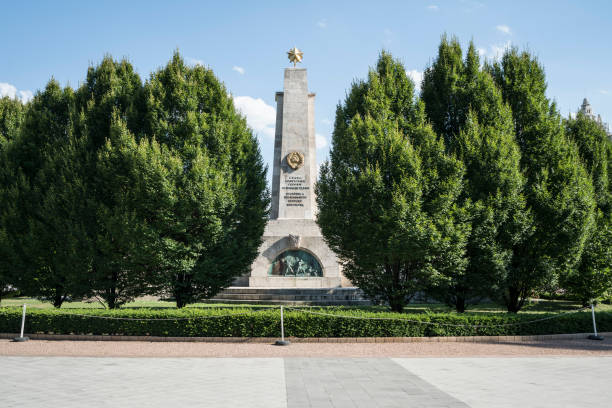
[249,219,342,288]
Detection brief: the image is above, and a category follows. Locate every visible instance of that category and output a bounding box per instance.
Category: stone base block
[249,276,341,288]
[248,218,345,288]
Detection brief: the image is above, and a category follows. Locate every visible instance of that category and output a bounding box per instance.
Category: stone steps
[206,299,372,306]
[210,287,371,306]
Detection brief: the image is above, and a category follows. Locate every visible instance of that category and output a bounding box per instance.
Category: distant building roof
[577,98,611,138]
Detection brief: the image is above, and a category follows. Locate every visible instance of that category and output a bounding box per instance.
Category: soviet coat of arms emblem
[286,151,305,169]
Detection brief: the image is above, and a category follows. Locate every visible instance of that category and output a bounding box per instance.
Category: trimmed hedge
[0,307,610,338]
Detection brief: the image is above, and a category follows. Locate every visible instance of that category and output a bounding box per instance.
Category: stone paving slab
[3,356,612,407]
[394,357,612,408]
[1,357,286,408]
[284,358,469,407]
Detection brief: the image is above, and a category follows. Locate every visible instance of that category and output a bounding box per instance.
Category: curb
[2,332,609,343]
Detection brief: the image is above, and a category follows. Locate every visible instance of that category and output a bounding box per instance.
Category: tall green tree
[565,113,610,214]
[420,35,465,147]
[76,56,144,150]
[0,96,26,301]
[316,52,467,312]
[421,39,531,312]
[0,80,92,307]
[90,116,180,308]
[75,56,160,308]
[144,52,268,307]
[0,97,26,151]
[563,113,612,303]
[0,157,22,304]
[490,49,596,311]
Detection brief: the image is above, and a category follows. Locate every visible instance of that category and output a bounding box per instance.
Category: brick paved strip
[2,338,611,358]
[284,358,469,408]
[1,332,609,343]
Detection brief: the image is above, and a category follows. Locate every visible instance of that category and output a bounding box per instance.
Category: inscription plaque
[282,175,309,207]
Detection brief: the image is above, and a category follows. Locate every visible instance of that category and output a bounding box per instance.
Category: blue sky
[1,0,611,186]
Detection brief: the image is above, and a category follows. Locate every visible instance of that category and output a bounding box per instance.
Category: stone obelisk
[269,67,317,220]
[248,48,342,288]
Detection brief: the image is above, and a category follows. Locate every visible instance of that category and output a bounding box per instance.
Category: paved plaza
[2,355,611,407]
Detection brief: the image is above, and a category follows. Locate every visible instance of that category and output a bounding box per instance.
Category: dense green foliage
[143,53,269,307]
[0,81,91,307]
[489,49,596,311]
[0,53,268,308]
[0,306,609,337]
[421,38,530,312]
[563,113,612,303]
[75,57,161,309]
[0,96,26,301]
[88,117,179,308]
[0,38,608,317]
[0,97,25,151]
[317,52,468,313]
[319,39,603,314]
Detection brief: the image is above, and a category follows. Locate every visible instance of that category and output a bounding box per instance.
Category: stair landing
[209,287,371,306]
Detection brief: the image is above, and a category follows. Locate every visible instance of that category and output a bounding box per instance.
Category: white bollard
[280,305,285,341]
[274,305,290,346]
[588,303,604,340]
[12,303,29,342]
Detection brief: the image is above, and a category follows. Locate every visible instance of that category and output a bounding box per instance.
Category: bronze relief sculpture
[286,151,304,169]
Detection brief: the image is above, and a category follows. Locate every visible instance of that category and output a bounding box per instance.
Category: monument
[248,48,344,288]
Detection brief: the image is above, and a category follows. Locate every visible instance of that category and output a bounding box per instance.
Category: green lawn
[2,296,609,314]
[0,297,271,310]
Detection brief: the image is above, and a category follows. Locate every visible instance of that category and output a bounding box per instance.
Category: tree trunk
[455,296,466,313]
[107,289,116,309]
[174,273,193,308]
[176,291,186,309]
[107,271,118,309]
[388,294,404,313]
[387,263,404,313]
[505,286,521,313]
[53,288,64,308]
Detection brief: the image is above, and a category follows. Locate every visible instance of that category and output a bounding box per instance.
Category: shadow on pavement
[493,338,612,352]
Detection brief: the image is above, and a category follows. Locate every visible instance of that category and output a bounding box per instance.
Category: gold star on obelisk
[287,47,304,67]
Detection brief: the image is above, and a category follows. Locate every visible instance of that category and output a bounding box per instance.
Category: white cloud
[406,69,424,92]
[0,82,33,103]
[187,57,205,66]
[490,41,512,60]
[232,66,245,75]
[496,24,511,35]
[316,133,328,149]
[317,19,327,28]
[321,118,332,125]
[233,96,276,139]
[478,41,511,61]
[427,5,439,11]
[599,90,609,95]
[18,90,33,102]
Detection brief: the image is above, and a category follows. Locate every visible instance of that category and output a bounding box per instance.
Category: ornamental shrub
[0,307,609,338]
